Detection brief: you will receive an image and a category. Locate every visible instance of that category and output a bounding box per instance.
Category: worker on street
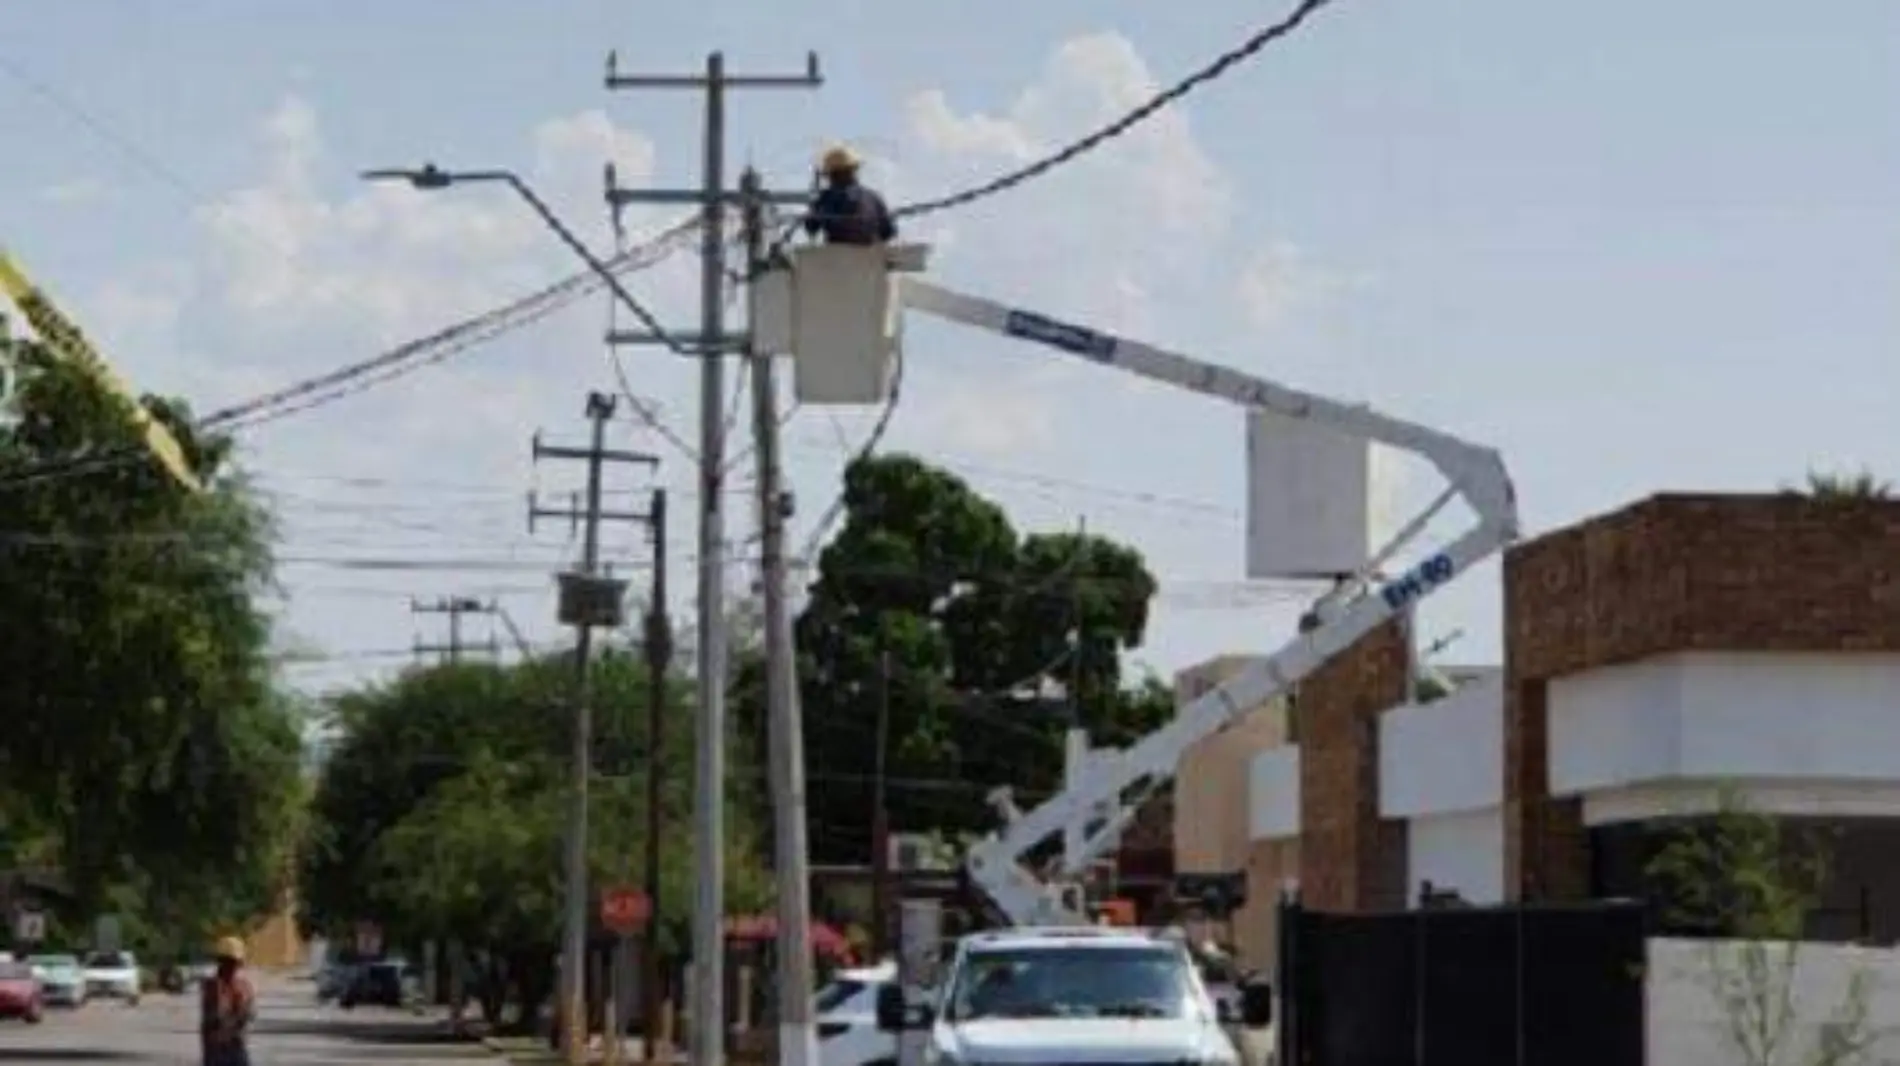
[804,145,897,246]
[200,936,256,1066]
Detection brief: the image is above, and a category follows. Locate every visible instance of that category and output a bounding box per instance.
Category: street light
[364,162,623,1063]
[361,164,675,344]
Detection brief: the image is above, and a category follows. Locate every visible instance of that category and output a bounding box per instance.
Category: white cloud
[190,96,677,354]
[903,33,1231,240]
[40,177,112,206]
[861,31,1251,459]
[1235,241,1368,331]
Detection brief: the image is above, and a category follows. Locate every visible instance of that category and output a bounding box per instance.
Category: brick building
[1174,491,1900,971]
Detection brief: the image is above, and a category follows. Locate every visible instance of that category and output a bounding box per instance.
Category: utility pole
[603,48,820,1066]
[869,627,893,961]
[740,165,820,1066]
[411,596,501,663]
[529,391,660,1064]
[1061,518,1089,873]
[640,488,671,1063]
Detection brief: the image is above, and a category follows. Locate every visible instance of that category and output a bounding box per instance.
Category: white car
[82,950,141,1004]
[817,960,898,1066]
[882,927,1270,1066]
[27,954,88,1007]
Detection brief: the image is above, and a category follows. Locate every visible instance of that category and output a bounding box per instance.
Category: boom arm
[897,278,1520,926]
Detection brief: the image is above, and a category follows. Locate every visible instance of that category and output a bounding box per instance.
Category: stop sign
[601,887,650,933]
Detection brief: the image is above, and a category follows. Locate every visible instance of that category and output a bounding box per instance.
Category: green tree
[301,650,770,1029]
[1647,791,1879,1066]
[776,453,1170,864]
[1795,468,1892,501]
[0,334,302,940]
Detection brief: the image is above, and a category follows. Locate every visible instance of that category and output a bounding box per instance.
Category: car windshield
[0,962,31,980]
[947,945,1196,1022]
[29,955,76,969]
[85,952,130,969]
[815,978,866,1014]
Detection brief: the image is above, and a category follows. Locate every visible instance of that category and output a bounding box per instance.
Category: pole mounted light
[360,164,669,340]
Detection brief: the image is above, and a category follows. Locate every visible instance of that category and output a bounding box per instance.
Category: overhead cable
[893,0,1340,220]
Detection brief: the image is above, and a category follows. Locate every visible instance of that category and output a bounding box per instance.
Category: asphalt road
[0,974,498,1066]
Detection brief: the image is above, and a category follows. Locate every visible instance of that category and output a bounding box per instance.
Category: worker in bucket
[200,936,256,1066]
[804,144,897,246]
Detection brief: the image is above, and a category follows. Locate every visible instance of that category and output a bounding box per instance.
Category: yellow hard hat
[820,144,861,173]
[213,936,246,962]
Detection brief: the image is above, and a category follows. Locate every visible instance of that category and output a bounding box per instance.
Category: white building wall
[1379,674,1503,819]
[1406,810,1504,904]
[1549,651,1900,824]
[1649,937,1900,1065]
[1378,674,1505,904]
[1248,746,1301,841]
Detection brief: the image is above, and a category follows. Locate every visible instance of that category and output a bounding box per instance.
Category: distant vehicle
[339,960,412,1009]
[26,954,87,1007]
[317,961,362,1003]
[82,950,141,1004]
[817,959,898,1066]
[0,961,44,1024]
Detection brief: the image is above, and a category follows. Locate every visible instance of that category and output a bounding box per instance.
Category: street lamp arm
[361,163,681,348]
[493,174,683,346]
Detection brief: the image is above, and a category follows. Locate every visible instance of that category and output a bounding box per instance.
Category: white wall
[1549,652,1900,824]
[1649,937,1900,1065]
[1248,746,1301,841]
[1378,675,1505,904]
[1407,810,1504,904]
[1379,673,1503,819]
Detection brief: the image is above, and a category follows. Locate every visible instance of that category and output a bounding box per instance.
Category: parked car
[26,954,87,1007]
[317,961,362,1003]
[817,960,898,1066]
[339,960,413,1009]
[83,950,141,1005]
[0,961,44,1024]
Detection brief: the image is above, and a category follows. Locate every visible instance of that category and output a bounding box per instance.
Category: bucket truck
[887,277,1521,928]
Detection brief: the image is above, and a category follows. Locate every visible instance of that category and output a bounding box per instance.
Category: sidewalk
[482,1034,690,1066]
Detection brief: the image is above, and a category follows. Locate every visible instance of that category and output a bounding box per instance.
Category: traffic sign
[354,922,383,957]
[13,910,45,943]
[600,887,650,933]
[93,914,121,952]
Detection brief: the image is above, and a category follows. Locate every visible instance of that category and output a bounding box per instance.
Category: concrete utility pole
[639,487,671,1062]
[739,166,819,1066]
[870,626,893,961]
[529,391,660,1064]
[411,596,501,663]
[603,48,820,1066]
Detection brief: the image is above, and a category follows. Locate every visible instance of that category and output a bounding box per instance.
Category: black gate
[1276,896,1647,1066]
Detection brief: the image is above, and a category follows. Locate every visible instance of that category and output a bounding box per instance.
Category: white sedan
[82,951,141,1004]
[818,960,898,1066]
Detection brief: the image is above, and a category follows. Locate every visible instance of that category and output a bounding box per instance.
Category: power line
[208,215,701,432]
[0,216,700,493]
[776,1,1343,553]
[892,0,1341,220]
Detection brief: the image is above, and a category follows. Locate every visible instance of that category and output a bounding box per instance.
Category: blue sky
[2,0,1895,697]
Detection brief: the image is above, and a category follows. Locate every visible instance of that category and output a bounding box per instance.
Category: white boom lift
[889,277,1521,927]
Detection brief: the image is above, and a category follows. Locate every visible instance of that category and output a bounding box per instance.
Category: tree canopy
[753,453,1172,865]
[300,651,772,1027]
[0,328,302,948]
[1798,467,1893,501]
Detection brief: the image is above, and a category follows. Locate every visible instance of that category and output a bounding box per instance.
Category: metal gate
[1276,896,1647,1066]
